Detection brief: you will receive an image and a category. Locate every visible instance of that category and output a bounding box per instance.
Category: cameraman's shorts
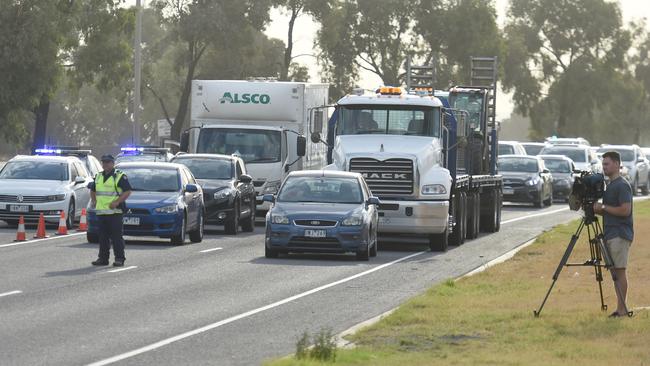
[605,237,632,269]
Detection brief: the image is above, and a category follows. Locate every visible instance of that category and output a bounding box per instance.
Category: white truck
[180,80,329,212]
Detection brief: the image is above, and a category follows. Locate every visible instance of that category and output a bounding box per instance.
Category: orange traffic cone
[56,211,68,235]
[14,215,26,242]
[34,213,49,238]
[77,208,88,232]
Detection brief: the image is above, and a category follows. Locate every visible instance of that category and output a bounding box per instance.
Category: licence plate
[503,188,514,195]
[123,217,140,226]
[304,229,326,238]
[9,205,29,213]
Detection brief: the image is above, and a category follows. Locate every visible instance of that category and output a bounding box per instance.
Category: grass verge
[267,200,650,365]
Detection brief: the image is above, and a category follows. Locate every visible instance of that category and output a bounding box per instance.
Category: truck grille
[349,158,414,196]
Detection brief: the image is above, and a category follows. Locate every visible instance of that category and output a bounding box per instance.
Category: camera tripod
[533,208,632,317]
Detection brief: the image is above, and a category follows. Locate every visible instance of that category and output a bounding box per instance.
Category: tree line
[1,0,649,156]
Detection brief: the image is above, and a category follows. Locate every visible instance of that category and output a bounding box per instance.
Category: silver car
[598,145,650,195]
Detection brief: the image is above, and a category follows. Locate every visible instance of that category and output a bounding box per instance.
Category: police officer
[89,155,132,267]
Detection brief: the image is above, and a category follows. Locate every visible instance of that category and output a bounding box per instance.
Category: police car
[115,146,175,164]
[34,146,102,176]
[0,155,93,227]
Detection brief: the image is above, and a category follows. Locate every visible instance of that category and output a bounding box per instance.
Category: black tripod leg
[534,221,584,317]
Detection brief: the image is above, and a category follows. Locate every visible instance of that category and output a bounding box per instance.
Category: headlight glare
[421,184,446,195]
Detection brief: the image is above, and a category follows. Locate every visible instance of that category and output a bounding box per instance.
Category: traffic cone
[77,208,88,232]
[14,216,26,242]
[56,211,68,235]
[34,213,49,239]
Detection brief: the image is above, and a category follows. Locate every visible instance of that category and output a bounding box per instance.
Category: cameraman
[593,151,633,317]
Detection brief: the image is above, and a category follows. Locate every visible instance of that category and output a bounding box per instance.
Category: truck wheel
[460,192,468,241]
[449,192,465,246]
[428,229,449,252]
[240,201,255,232]
[225,202,239,235]
[481,189,499,233]
[466,192,477,239]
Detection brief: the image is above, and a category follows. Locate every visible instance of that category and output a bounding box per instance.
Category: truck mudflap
[377,199,449,234]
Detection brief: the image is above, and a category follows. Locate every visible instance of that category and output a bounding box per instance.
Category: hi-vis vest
[94,170,125,215]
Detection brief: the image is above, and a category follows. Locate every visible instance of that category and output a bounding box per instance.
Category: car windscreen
[173,158,233,180]
[499,144,515,156]
[115,153,168,163]
[118,167,180,192]
[523,144,544,155]
[540,148,586,162]
[597,148,635,162]
[0,161,69,180]
[542,159,572,173]
[277,177,363,204]
[337,105,440,137]
[196,128,282,164]
[498,158,539,173]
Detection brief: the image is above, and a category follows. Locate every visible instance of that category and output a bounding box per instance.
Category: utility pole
[133,0,143,144]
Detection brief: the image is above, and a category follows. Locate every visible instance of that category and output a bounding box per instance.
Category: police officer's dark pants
[98,214,126,261]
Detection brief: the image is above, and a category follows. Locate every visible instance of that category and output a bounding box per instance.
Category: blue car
[264,171,380,260]
[87,162,205,245]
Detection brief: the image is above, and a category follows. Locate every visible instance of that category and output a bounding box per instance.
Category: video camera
[568,171,605,212]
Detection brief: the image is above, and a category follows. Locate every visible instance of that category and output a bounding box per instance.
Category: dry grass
[267,200,650,366]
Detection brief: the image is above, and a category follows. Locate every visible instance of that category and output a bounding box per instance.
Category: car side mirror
[637,157,645,163]
[262,194,275,203]
[543,169,550,174]
[366,196,380,206]
[74,176,86,184]
[296,135,306,157]
[185,184,198,193]
[239,174,253,184]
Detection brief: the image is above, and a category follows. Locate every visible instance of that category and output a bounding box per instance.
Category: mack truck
[180,80,329,213]
[310,57,502,251]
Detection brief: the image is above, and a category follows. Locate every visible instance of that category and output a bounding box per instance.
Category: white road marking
[0,290,22,298]
[86,251,426,366]
[0,232,85,249]
[501,207,570,225]
[107,266,138,273]
[199,247,223,253]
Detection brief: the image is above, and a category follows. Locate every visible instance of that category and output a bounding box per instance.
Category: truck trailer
[181,80,329,213]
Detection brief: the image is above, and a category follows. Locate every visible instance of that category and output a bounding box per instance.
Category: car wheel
[171,213,186,245]
[633,177,639,196]
[66,200,75,229]
[369,227,378,257]
[356,242,370,261]
[544,187,553,206]
[225,202,239,235]
[189,210,204,243]
[428,229,449,252]
[641,177,650,196]
[87,232,99,243]
[4,219,18,228]
[265,242,279,259]
[241,201,255,232]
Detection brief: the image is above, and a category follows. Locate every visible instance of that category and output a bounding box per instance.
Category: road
[1,203,583,366]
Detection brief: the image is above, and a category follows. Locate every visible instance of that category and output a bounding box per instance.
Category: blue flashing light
[120,147,145,152]
[35,148,62,155]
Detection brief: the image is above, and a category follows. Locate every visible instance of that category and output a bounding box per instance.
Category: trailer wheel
[495,189,502,232]
[428,229,448,252]
[460,192,468,242]
[481,189,499,233]
[466,192,480,239]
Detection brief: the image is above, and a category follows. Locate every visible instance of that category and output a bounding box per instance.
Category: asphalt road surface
[0,202,596,365]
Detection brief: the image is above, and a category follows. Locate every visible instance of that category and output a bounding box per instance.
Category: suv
[539,144,601,173]
[545,137,591,146]
[171,153,256,234]
[521,142,547,156]
[597,145,650,195]
[0,155,92,227]
[499,141,527,156]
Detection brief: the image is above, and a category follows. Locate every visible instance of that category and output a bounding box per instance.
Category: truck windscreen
[196,128,282,164]
[337,106,439,137]
[448,92,484,131]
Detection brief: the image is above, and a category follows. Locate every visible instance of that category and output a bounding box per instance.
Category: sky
[129,1,650,120]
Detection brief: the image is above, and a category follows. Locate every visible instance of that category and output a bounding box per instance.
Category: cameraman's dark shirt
[603,176,633,241]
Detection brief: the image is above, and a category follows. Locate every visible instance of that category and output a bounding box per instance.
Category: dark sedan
[499,155,553,208]
[171,154,256,234]
[264,171,380,260]
[539,155,577,202]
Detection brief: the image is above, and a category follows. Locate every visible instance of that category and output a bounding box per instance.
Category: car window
[540,148,587,162]
[498,157,539,173]
[173,158,233,180]
[499,144,514,156]
[75,162,89,178]
[236,162,243,178]
[0,161,70,180]
[277,177,363,204]
[542,159,572,173]
[70,163,79,181]
[117,167,180,192]
[184,168,196,184]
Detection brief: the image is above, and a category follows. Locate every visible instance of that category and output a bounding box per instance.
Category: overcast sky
[130,1,650,119]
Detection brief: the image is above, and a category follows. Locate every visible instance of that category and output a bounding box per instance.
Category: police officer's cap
[100,154,115,162]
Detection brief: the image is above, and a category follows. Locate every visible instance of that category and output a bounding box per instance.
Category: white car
[539,144,602,174]
[34,147,103,176]
[545,137,591,146]
[598,145,650,195]
[0,155,93,227]
[499,141,527,156]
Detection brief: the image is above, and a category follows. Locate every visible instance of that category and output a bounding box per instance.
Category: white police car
[34,147,102,176]
[0,155,93,227]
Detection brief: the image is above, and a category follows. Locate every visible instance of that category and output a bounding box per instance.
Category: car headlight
[421,184,447,195]
[46,194,66,202]
[154,205,178,214]
[213,189,232,200]
[263,181,281,194]
[271,214,289,224]
[342,215,363,226]
[526,177,540,186]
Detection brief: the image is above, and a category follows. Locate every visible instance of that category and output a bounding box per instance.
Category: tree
[151,0,272,141]
[502,0,631,138]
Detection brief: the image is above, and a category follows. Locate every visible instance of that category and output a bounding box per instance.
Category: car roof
[172,153,235,161]
[538,154,573,161]
[286,170,362,179]
[542,144,588,150]
[115,162,184,170]
[499,141,521,145]
[498,154,539,160]
[598,145,636,150]
[9,155,80,164]
[521,142,546,146]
